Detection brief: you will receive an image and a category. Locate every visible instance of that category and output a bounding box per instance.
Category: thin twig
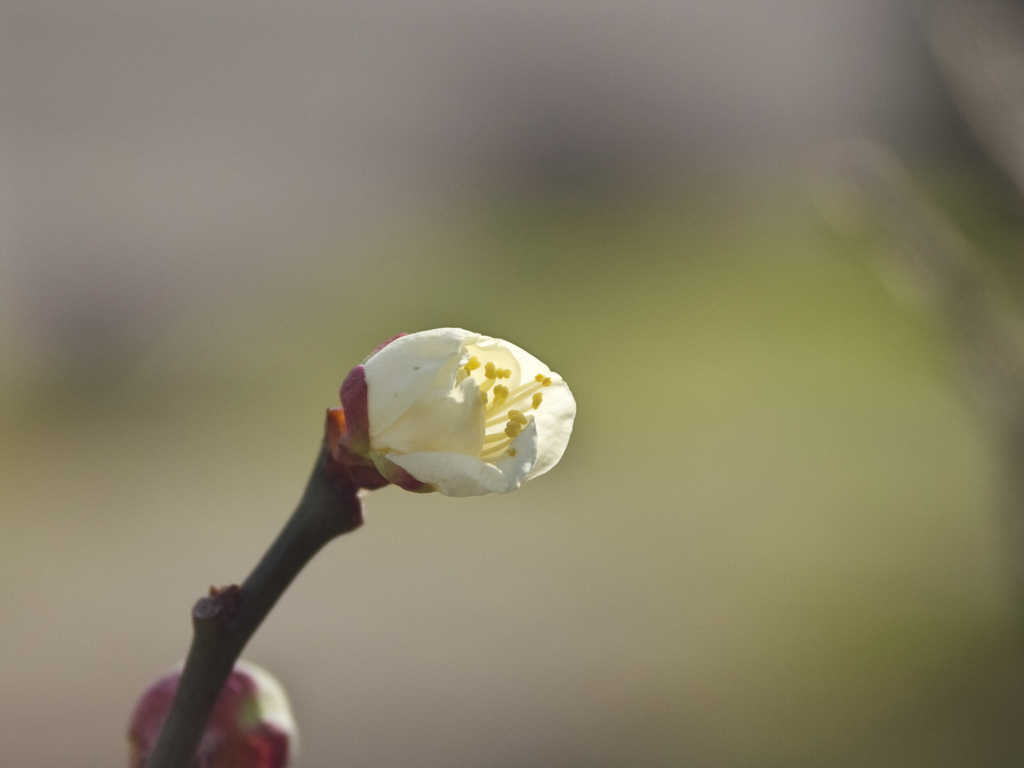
[145,445,364,768]
[818,140,1024,599]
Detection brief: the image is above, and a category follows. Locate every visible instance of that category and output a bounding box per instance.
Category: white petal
[388,451,516,496]
[370,376,485,455]
[494,418,540,478]
[364,328,478,436]
[388,419,543,497]
[523,379,576,481]
[467,336,553,385]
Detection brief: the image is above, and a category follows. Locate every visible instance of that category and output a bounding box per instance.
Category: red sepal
[323,408,390,491]
[339,365,370,455]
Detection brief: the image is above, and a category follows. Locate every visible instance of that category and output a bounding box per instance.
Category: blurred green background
[5,2,1024,767]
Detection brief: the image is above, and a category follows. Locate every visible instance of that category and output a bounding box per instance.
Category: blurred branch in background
[816,1,1024,605]
[932,0,1024,196]
[817,139,1024,604]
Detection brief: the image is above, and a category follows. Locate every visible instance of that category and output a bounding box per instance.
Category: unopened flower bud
[128,660,298,768]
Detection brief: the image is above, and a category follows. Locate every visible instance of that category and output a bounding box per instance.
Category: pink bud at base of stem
[128,662,296,768]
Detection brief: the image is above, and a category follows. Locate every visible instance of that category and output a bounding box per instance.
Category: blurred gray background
[5,1,1024,766]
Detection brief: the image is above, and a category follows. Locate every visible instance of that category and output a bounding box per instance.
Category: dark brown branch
[144,446,363,768]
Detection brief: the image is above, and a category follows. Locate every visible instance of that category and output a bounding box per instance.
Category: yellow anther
[542,377,552,387]
[492,384,509,405]
[502,368,513,379]
[508,409,528,425]
[532,392,543,409]
[481,391,489,404]
[508,448,517,457]
[504,422,522,438]
[535,373,546,383]
[485,362,497,379]
[464,356,481,371]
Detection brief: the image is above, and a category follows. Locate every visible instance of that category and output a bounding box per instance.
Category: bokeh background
[5,1,1024,766]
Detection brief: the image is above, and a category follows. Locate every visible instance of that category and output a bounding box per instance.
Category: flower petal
[468,336,552,384]
[388,450,519,496]
[369,450,430,492]
[523,379,575,481]
[363,328,478,437]
[371,375,484,456]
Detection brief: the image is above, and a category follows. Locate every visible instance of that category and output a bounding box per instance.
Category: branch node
[192,584,242,627]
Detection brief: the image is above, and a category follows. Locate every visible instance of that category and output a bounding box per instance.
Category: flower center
[458,355,552,460]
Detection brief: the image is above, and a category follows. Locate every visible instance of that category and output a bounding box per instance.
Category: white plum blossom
[334,328,575,497]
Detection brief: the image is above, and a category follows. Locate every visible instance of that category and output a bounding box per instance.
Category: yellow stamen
[476,361,557,463]
[484,382,543,425]
[481,443,513,461]
[491,384,509,407]
[481,440,510,457]
[496,383,540,413]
